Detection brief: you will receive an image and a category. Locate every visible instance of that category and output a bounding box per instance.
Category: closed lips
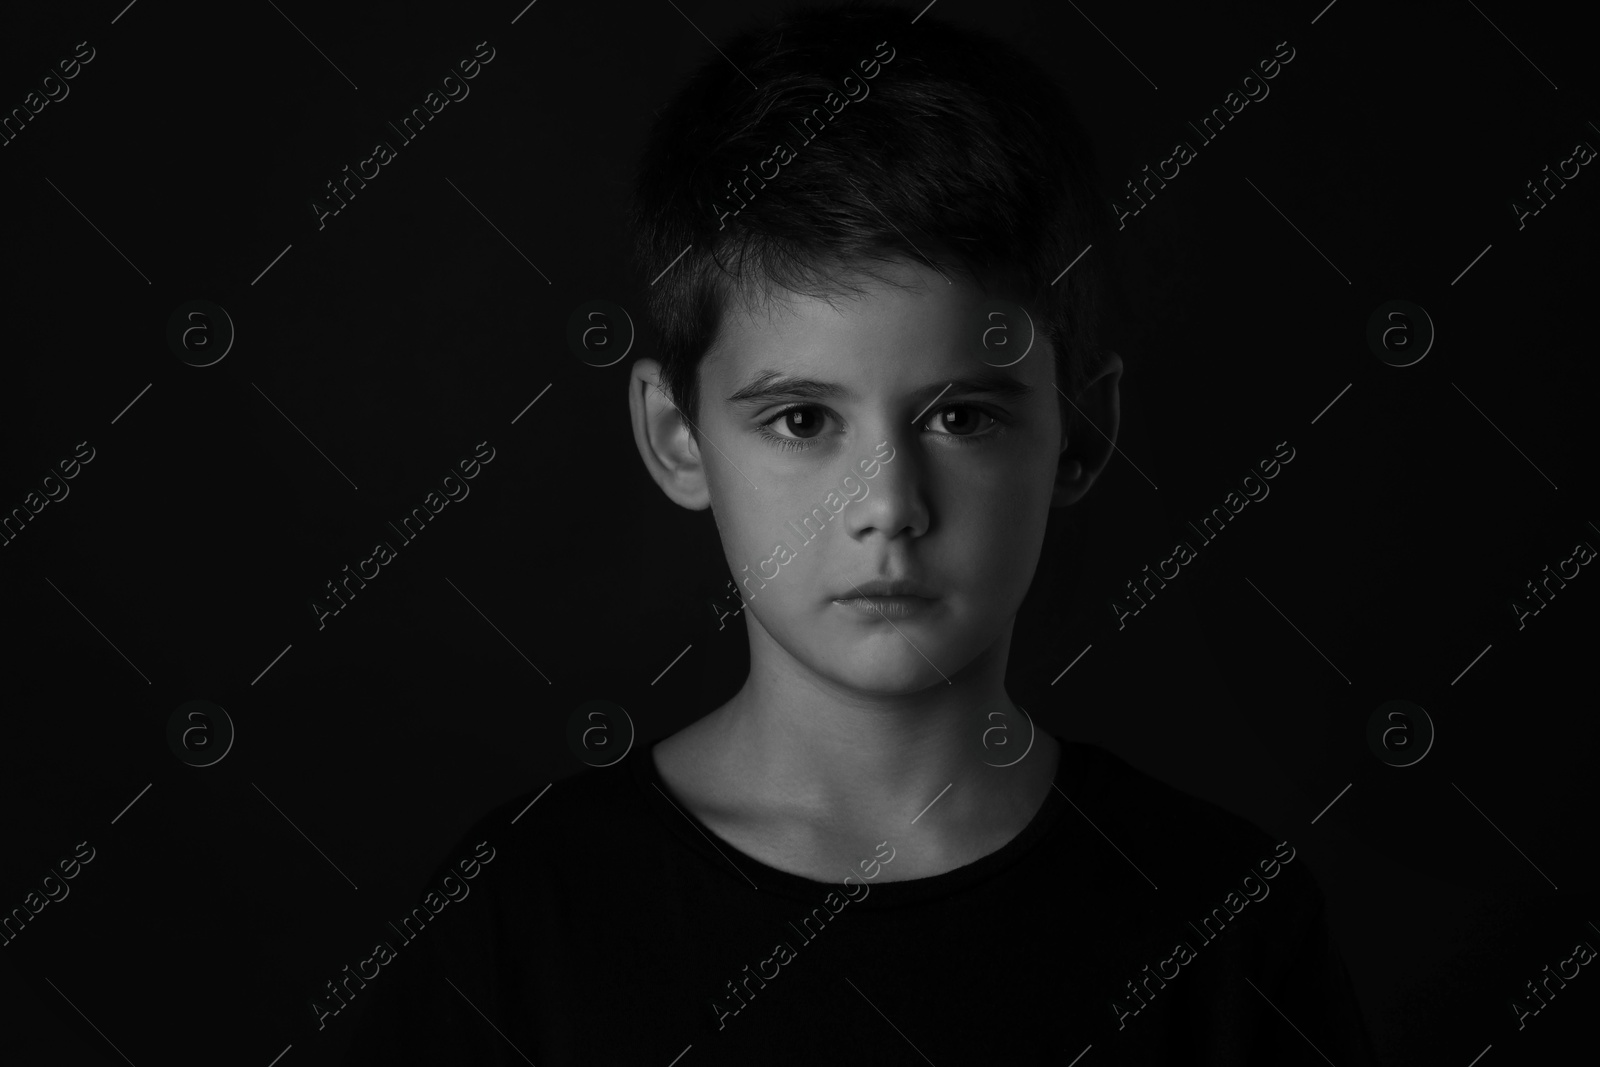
[835,580,934,599]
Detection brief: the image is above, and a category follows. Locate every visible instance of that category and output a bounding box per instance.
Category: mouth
[832,595,937,619]
[832,579,938,618]
[839,579,934,598]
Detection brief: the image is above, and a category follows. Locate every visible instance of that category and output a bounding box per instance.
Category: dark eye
[924,405,996,436]
[767,406,829,440]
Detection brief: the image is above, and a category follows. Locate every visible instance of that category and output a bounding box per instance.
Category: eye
[923,404,998,437]
[761,405,831,442]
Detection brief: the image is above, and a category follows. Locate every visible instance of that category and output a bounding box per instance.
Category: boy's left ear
[1052,351,1122,508]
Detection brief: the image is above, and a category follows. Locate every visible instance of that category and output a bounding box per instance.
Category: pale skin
[629,257,1120,883]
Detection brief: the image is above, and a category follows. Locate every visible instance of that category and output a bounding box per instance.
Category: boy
[346,4,1377,1063]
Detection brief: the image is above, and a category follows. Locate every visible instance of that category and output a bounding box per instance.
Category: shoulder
[1063,740,1319,909]
[1068,741,1277,844]
[1060,745,1375,1062]
[472,756,649,853]
[428,745,676,897]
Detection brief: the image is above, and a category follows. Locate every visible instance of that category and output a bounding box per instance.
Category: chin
[825,644,955,695]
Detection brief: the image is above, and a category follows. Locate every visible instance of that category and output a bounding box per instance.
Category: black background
[1,0,1596,1063]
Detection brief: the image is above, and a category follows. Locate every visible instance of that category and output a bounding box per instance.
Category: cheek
[949,451,1052,530]
[709,475,807,566]
[941,457,1053,587]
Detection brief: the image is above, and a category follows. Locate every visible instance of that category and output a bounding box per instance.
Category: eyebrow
[725,370,1034,406]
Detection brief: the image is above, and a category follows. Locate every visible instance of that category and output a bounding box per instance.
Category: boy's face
[680,257,1078,696]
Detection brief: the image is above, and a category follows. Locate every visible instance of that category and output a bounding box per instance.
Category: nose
[841,432,929,542]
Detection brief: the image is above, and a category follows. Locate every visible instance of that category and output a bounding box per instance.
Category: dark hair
[627,0,1111,434]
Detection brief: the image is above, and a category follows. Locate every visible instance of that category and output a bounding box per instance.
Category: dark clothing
[345,736,1378,1065]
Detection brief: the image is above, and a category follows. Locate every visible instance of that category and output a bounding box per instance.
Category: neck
[709,617,1047,827]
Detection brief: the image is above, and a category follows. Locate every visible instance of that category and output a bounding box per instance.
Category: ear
[628,358,711,510]
[1052,350,1122,508]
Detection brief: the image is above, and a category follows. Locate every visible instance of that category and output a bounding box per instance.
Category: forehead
[700,259,1052,392]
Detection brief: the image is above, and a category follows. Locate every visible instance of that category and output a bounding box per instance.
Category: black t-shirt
[342,735,1378,1065]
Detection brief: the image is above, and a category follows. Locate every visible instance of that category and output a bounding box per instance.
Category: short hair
[627,1,1112,433]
